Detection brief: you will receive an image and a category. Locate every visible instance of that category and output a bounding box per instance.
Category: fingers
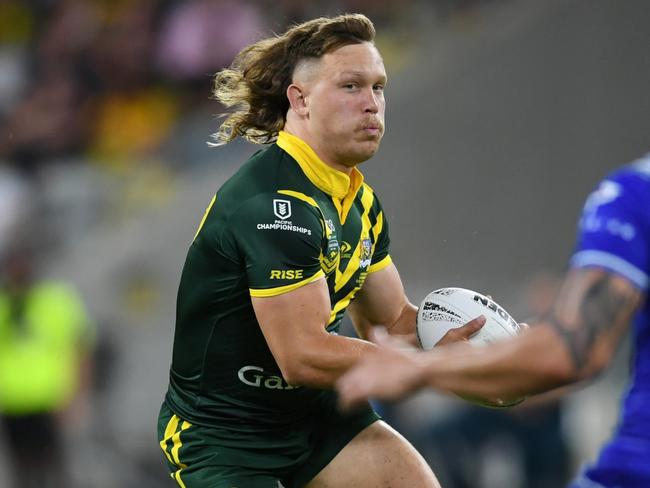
[337,362,379,411]
[369,327,416,352]
[436,315,486,346]
[337,376,367,411]
[455,315,487,339]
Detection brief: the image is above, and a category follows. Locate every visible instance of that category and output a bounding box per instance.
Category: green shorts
[157,396,379,488]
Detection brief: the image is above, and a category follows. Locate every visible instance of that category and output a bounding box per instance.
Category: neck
[282,122,353,175]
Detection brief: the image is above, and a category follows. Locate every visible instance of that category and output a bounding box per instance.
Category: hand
[435,315,486,346]
[337,328,426,411]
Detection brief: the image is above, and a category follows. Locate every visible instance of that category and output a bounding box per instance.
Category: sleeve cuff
[249,270,326,297]
[368,254,392,274]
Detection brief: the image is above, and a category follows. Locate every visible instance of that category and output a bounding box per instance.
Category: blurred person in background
[338,153,650,487]
[157,13,482,488]
[0,241,95,488]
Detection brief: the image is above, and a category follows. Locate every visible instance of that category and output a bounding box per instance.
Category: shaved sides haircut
[212,14,375,145]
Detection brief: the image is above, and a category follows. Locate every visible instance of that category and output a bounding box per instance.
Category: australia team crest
[359,238,372,269]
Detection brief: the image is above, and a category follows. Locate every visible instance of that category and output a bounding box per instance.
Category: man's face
[302,42,386,169]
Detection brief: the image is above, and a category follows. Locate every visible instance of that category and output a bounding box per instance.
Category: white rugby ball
[416,287,521,350]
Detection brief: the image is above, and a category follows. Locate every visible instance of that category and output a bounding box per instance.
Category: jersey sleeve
[368,192,392,274]
[228,193,326,297]
[570,173,649,290]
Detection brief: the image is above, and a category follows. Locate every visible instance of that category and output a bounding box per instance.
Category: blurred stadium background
[1,0,649,486]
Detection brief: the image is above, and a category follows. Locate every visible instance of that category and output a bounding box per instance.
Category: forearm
[348,263,419,345]
[419,325,575,400]
[385,301,418,346]
[421,269,641,402]
[283,333,377,388]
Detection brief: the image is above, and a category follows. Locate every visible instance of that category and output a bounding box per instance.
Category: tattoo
[544,312,583,370]
[544,272,639,370]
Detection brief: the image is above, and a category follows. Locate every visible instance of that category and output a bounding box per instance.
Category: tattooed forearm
[543,272,640,371]
[544,312,583,370]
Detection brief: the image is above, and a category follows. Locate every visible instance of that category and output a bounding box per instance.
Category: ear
[287,84,309,116]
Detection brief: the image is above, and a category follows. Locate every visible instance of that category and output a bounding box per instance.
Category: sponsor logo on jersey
[325,219,336,234]
[580,180,636,241]
[340,241,353,259]
[356,270,369,288]
[257,199,313,235]
[256,221,312,235]
[580,216,636,241]
[584,181,621,212]
[273,199,292,219]
[269,269,304,280]
[237,365,301,390]
[359,237,372,269]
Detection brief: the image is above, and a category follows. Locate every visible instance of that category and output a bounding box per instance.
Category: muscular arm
[252,278,376,388]
[349,263,485,348]
[422,268,643,400]
[347,263,418,344]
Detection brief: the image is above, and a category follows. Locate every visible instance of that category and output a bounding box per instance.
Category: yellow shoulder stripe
[277,189,319,208]
[368,255,392,274]
[371,211,384,242]
[250,270,325,298]
[193,194,217,241]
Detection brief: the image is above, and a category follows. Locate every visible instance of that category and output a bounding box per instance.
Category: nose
[364,87,379,114]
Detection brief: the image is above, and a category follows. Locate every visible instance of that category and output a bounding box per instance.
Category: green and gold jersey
[165,131,391,427]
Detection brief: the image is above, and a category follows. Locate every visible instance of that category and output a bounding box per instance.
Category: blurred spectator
[0,167,31,253]
[0,0,427,177]
[156,0,265,82]
[0,242,95,488]
[0,67,93,169]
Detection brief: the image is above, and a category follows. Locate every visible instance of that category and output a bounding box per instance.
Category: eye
[343,82,358,90]
[373,84,385,92]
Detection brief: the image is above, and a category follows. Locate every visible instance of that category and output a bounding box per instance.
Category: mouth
[361,125,383,135]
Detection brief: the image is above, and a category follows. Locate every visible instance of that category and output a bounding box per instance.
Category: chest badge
[321,219,340,275]
[359,237,372,269]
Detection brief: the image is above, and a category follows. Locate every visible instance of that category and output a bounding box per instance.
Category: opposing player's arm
[252,279,376,388]
[338,267,643,409]
[542,267,642,378]
[421,267,643,401]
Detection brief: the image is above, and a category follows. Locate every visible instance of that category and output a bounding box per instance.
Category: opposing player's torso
[571,155,650,480]
[166,132,390,427]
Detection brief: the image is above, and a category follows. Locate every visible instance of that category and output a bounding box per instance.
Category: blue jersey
[569,155,650,487]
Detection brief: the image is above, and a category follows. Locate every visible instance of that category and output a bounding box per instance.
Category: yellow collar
[277,131,364,201]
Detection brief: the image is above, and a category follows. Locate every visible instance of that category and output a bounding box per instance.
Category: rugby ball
[416,287,521,350]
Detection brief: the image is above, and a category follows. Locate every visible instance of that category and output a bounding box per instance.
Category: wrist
[411,351,435,390]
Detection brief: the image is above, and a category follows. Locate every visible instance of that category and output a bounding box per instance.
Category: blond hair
[212,14,376,145]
